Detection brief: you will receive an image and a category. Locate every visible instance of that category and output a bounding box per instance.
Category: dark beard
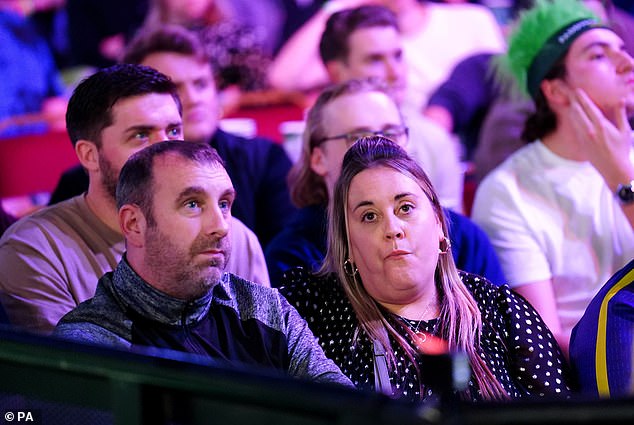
[144,223,231,300]
[98,152,119,200]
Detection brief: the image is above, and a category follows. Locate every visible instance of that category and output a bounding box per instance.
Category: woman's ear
[75,140,99,172]
[119,204,146,247]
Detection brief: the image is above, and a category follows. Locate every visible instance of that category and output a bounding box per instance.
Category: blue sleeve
[570,260,634,398]
[445,208,507,286]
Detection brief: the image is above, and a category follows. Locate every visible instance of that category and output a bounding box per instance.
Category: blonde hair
[323,136,508,400]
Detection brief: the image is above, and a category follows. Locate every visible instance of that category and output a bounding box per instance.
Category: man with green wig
[471,0,634,358]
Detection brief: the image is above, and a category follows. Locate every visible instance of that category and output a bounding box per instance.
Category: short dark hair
[123,24,209,65]
[319,5,399,65]
[116,141,225,223]
[65,64,180,148]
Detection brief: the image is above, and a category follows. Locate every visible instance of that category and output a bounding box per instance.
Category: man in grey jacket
[54,140,353,387]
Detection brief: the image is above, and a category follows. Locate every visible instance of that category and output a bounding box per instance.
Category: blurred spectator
[0,0,67,138]
[49,26,298,250]
[474,0,634,183]
[226,0,285,55]
[471,0,634,356]
[426,0,633,167]
[265,79,506,286]
[316,5,464,211]
[268,0,505,112]
[142,0,306,115]
[143,0,271,92]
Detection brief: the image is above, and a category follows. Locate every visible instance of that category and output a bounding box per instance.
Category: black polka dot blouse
[279,267,573,403]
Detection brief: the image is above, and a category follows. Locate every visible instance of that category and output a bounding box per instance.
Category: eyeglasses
[317,125,409,146]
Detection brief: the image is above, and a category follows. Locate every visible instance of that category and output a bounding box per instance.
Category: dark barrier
[0,325,633,424]
[0,327,427,425]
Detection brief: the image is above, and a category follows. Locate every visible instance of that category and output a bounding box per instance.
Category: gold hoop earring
[343,258,358,276]
[438,236,451,255]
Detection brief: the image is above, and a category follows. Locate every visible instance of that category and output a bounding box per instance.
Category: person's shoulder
[460,271,518,311]
[280,266,331,285]
[475,143,537,190]
[55,274,128,337]
[219,272,283,308]
[459,271,499,294]
[279,267,340,298]
[230,216,259,245]
[213,130,289,167]
[586,259,634,314]
[214,129,279,152]
[0,197,83,243]
[480,142,557,197]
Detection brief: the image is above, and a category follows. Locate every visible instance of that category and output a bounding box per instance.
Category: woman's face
[346,166,443,309]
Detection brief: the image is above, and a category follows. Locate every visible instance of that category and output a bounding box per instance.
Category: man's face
[330,26,407,103]
[142,153,234,300]
[310,90,406,197]
[141,52,220,143]
[563,28,634,117]
[98,93,183,199]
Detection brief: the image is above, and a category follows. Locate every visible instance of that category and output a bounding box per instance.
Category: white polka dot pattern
[279,268,573,403]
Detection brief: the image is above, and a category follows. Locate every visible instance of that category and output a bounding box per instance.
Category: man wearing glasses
[316,4,464,213]
[265,78,506,287]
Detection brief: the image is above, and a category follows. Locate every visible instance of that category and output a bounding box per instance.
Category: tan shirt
[0,195,268,334]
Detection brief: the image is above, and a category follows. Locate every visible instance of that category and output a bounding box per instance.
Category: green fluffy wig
[497,0,601,99]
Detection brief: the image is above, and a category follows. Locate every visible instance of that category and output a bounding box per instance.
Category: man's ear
[325,60,346,83]
[541,78,571,107]
[75,139,100,172]
[119,204,146,248]
[310,145,328,177]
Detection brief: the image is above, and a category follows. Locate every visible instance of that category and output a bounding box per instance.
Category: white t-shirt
[471,141,634,337]
[401,2,506,111]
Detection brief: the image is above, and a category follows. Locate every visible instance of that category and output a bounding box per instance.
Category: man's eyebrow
[221,188,237,199]
[125,124,154,134]
[176,186,236,201]
[579,40,622,54]
[176,186,206,202]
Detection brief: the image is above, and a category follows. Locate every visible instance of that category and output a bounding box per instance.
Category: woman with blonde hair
[280,136,572,402]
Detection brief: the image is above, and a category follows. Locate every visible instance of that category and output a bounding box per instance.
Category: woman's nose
[384,217,404,240]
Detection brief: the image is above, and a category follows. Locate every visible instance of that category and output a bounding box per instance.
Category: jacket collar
[111,256,226,326]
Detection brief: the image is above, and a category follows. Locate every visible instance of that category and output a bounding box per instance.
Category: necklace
[413,302,435,334]
[401,301,448,355]
[401,300,438,342]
